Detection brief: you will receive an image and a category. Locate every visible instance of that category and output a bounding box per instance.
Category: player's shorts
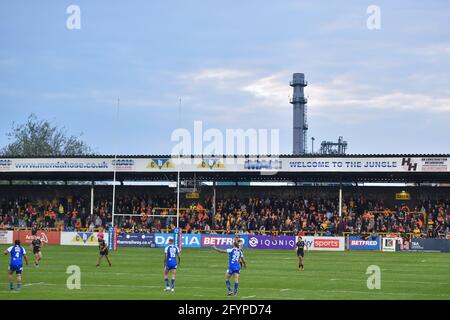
[165,264,177,271]
[297,249,304,257]
[100,249,109,256]
[227,268,240,275]
[33,248,41,255]
[8,265,23,274]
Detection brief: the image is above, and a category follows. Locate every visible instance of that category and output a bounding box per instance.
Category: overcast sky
[1,0,449,155]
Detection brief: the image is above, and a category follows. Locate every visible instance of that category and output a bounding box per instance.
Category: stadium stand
[0,185,448,239]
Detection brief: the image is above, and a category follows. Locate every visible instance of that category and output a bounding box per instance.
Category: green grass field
[0,245,449,300]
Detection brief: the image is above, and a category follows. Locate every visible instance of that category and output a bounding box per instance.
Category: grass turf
[0,245,449,300]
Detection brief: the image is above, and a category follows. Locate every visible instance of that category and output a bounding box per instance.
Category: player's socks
[234,282,239,294]
[165,278,169,287]
[17,283,21,290]
[171,278,175,289]
[226,280,231,293]
[9,282,13,290]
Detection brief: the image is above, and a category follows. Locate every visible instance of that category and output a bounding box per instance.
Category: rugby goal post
[112,207,207,251]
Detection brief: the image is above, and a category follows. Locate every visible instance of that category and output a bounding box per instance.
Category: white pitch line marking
[24,282,45,287]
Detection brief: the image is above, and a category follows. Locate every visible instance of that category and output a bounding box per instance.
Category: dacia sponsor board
[154,233,202,248]
[348,236,381,250]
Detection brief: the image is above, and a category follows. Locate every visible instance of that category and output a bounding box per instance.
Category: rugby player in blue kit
[4,240,29,291]
[214,241,246,296]
[163,238,180,292]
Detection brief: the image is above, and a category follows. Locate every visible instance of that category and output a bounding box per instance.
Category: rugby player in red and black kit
[31,235,43,267]
[96,233,111,267]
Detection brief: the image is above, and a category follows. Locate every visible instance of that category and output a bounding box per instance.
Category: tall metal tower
[290,73,308,155]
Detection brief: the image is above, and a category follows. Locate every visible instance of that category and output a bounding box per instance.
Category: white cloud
[242,74,450,117]
[182,68,253,82]
[241,74,290,106]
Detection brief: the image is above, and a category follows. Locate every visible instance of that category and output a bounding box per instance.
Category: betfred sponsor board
[60,232,107,246]
[0,230,13,244]
[117,233,155,247]
[248,235,296,250]
[154,233,202,248]
[201,234,248,249]
[348,236,381,250]
[14,230,60,245]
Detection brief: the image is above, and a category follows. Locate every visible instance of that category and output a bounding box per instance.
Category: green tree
[1,114,94,156]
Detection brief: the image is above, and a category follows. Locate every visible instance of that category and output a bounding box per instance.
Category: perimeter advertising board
[117,232,155,247]
[13,230,60,245]
[201,234,249,249]
[60,232,107,246]
[246,235,345,251]
[247,235,296,250]
[1,156,448,173]
[348,236,381,250]
[154,233,202,248]
[382,237,401,252]
[410,238,450,252]
[0,230,13,244]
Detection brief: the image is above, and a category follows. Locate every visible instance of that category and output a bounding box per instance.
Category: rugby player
[96,233,111,267]
[163,238,180,292]
[214,241,246,296]
[296,236,306,271]
[4,240,29,291]
[234,234,244,250]
[31,235,43,267]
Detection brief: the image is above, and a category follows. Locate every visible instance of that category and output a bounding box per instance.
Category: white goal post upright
[111,97,120,229]
[176,97,182,250]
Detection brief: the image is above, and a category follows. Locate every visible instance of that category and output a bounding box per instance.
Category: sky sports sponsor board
[247,235,345,251]
[60,232,107,246]
[117,233,155,247]
[1,157,448,173]
[348,236,381,250]
[0,230,13,244]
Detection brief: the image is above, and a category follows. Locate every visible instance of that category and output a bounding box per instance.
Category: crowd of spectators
[0,190,449,238]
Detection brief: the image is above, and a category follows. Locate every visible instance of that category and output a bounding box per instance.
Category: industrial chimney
[290,73,308,155]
